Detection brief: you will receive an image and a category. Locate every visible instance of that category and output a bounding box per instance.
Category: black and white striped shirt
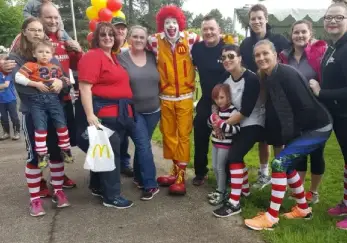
[208,105,241,148]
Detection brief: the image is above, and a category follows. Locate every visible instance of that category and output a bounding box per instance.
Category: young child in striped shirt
[207,83,241,206]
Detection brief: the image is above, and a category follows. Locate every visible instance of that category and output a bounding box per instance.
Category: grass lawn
[152,114,346,243]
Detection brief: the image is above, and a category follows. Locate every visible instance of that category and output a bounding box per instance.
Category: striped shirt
[208,105,241,148]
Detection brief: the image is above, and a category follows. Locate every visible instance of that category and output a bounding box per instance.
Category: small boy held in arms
[23,0,70,41]
[0,54,21,141]
[15,40,74,169]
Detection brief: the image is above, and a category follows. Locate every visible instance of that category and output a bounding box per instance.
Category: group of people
[0,0,346,233]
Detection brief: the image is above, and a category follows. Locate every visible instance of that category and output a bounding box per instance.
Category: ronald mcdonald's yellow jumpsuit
[148,31,199,195]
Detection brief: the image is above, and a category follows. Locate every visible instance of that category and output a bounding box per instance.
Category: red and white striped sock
[25,163,42,201]
[229,163,245,205]
[34,130,47,155]
[267,172,287,219]
[57,127,70,151]
[287,170,308,210]
[49,160,64,193]
[344,165,347,206]
[242,167,250,196]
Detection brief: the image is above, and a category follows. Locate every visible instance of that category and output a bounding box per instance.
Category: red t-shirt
[78,48,132,99]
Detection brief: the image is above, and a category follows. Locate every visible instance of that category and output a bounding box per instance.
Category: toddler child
[207,84,241,206]
[15,40,73,169]
[0,54,20,140]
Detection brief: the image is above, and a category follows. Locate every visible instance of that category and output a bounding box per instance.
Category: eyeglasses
[220,53,236,62]
[323,15,347,22]
[27,28,44,33]
[99,32,115,38]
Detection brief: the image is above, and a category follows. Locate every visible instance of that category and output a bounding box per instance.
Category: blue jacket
[0,72,16,103]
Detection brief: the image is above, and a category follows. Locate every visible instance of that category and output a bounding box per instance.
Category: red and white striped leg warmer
[242,167,250,196]
[49,160,64,193]
[287,170,308,210]
[57,127,70,151]
[344,165,347,206]
[229,163,245,205]
[25,163,42,201]
[267,172,287,219]
[35,130,47,155]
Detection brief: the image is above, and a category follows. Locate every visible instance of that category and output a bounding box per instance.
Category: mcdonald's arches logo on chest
[92,144,111,158]
[176,43,187,55]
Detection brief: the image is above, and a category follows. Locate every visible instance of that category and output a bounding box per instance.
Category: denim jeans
[89,117,128,201]
[130,111,160,189]
[120,137,131,169]
[0,100,20,133]
[29,93,66,130]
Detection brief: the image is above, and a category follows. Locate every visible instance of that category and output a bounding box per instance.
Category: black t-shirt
[192,40,229,100]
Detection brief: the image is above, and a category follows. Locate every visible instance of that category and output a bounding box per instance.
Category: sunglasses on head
[220,53,236,62]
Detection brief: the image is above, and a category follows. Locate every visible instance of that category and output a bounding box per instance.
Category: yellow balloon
[86,6,98,20]
[91,0,107,10]
[112,10,125,19]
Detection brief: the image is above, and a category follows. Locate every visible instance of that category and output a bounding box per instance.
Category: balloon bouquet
[85,0,125,44]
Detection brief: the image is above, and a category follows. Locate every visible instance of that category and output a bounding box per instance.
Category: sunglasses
[220,53,236,62]
[99,32,115,38]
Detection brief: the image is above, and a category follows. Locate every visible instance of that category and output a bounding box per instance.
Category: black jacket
[265,64,331,144]
[319,32,347,117]
[240,24,290,73]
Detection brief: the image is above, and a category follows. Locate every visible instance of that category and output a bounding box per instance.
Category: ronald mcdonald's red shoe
[169,166,186,195]
[157,163,178,186]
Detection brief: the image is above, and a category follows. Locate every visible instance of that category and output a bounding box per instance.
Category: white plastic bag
[84,125,115,172]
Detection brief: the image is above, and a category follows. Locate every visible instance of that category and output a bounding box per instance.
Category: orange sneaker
[282,205,312,219]
[244,212,278,231]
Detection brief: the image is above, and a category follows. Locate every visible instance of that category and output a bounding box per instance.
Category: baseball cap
[112,17,127,27]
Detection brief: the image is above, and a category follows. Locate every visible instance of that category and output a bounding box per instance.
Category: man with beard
[147,5,200,195]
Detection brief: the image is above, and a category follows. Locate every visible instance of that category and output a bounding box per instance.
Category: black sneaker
[192,175,208,186]
[140,188,160,201]
[213,200,241,218]
[103,196,134,209]
[91,188,103,198]
[121,167,134,177]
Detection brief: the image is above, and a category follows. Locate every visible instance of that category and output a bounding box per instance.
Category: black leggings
[332,115,347,165]
[295,146,325,175]
[227,125,264,164]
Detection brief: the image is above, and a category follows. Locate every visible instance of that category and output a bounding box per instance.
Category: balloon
[98,8,113,22]
[89,19,99,32]
[91,0,107,10]
[107,0,122,12]
[112,10,125,19]
[87,32,94,43]
[86,6,98,20]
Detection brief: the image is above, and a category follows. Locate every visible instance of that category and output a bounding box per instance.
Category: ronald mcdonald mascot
[147,5,200,195]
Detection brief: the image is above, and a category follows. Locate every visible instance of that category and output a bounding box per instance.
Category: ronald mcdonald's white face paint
[164,17,179,43]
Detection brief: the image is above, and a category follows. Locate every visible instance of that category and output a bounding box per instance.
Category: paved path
[0,136,264,243]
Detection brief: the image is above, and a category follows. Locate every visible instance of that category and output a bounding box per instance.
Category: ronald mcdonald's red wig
[156,5,186,32]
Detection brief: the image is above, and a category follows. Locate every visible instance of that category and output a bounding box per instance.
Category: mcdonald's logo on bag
[92,144,110,158]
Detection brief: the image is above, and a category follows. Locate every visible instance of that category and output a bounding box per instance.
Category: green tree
[191,13,203,29]
[0,0,25,47]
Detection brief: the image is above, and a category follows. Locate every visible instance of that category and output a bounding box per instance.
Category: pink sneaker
[336,218,347,230]
[29,198,46,217]
[52,190,70,208]
[328,202,347,216]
